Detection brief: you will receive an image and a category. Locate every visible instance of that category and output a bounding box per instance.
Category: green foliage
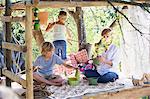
[11,10,25,44]
[12,22,25,44]
[11,11,25,44]
[83,7,120,46]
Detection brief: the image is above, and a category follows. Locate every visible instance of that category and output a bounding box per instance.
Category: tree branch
[109,0,150,7]
[139,4,150,14]
[108,0,150,36]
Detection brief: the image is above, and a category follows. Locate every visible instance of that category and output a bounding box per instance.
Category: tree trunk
[32,30,45,50]
[68,7,93,56]
[69,7,86,50]
[75,7,86,49]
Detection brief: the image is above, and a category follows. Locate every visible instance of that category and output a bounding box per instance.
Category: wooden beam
[10,1,127,10]
[25,5,34,99]
[2,69,26,88]
[2,42,27,52]
[5,0,12,87]
[83,86,150,99]
[10,0,150,10]
[39,1,112,8]
[0,16,25,22]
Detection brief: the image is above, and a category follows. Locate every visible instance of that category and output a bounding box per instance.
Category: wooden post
[5,0,12,87]
[25,6,34,99]
[0,33,2,76]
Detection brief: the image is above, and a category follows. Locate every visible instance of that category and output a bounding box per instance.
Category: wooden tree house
[0,0,150,99]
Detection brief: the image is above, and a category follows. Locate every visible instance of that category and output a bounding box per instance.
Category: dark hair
[58,11,67,16]
[101,28,111,36]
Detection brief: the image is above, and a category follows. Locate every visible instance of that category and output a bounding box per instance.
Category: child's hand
[33,66,43,71]
[37,66,43,69]
[97,56,106,63]
[65,64,78,70]
[69,65,78,69]
[33,66,39,71]
[74,66,79,70]
[69,65,79,70]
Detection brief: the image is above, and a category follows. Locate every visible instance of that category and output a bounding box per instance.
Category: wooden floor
[82,78,150,99]
[11,78,150,99]
[12,82,51,99]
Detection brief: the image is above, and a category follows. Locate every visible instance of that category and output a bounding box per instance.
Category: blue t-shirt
[33,53,64,76]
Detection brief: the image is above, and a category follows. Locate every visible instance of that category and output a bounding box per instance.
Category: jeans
[53,40,67,60]
[84,70,118,83]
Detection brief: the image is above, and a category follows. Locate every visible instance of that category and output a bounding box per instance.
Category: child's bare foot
[51,77,65,83]
[52,79,67,86]
[48,81,62,86]
[53,82,63,86]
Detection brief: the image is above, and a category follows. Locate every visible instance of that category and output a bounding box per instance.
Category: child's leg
[33,73,62,86]
[60,40,67,60]
[33,73,51,84]
[53,40,67,60]
[53,41,60,56]
[48,75,65,84]
[84,70,100,78]
[97,72,118,83]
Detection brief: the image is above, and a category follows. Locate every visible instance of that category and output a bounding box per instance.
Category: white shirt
[53,24,66,41]
[97,44,120,75]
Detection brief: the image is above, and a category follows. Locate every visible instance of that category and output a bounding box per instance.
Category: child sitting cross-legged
[84,28,120,83]
[33,42,77,86]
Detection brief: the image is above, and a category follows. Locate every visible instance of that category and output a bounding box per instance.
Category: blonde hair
[41,42,54,56]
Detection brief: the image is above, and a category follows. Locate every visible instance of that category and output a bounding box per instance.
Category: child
[33,42,76,86]
[92,28,113,58]
[84,28,120,83]
[46,11,71,60]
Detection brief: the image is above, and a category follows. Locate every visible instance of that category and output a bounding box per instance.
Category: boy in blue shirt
[33,42,76,86]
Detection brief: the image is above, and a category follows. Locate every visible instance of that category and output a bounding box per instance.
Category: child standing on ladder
[46,11,72,60]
